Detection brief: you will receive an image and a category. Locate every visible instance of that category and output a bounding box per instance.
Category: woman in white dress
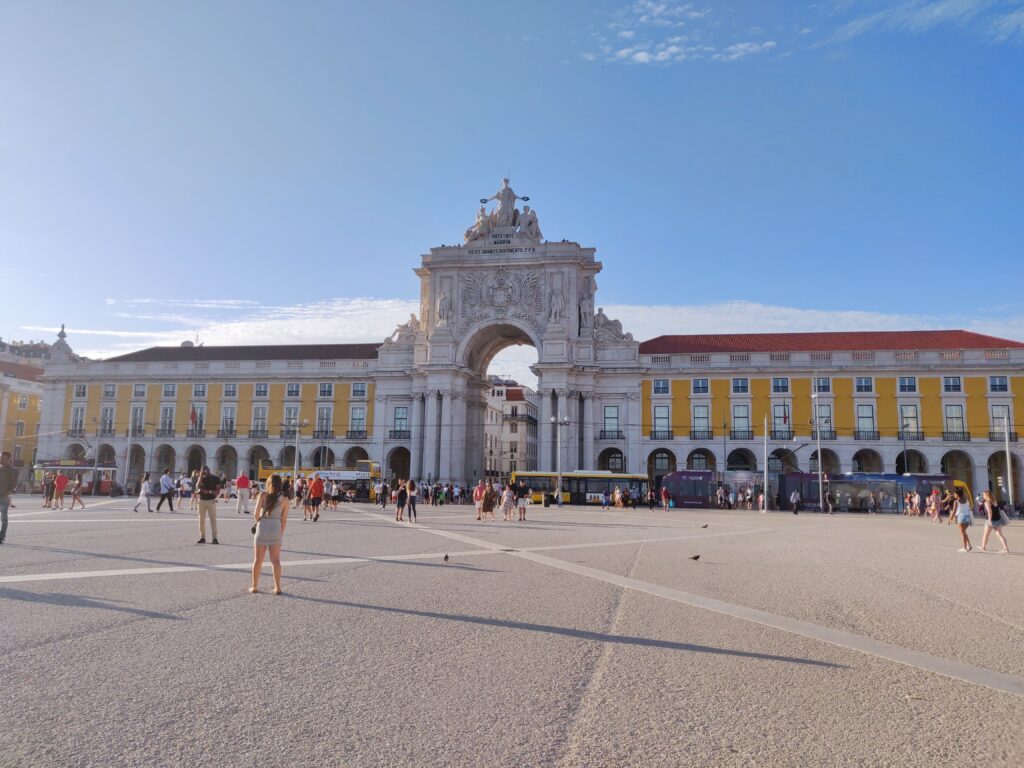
[132,473,152,513]
[249,473,290,594]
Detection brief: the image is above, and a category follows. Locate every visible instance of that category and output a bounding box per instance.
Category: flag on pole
[190,404,198,427]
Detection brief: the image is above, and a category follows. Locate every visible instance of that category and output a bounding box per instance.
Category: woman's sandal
[248,587,259,593]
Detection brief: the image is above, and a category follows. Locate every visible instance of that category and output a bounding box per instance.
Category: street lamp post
[1004,414,1015,512]
[551,414,569,506]
[722,420,728,485]
[293,418,309,478]
[811,374,827,513]
[901,420,909,475]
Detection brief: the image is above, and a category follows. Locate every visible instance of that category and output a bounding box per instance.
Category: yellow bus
[509,470,649,506]
[257,459,380,501]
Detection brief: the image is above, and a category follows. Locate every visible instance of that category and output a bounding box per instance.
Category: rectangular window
[350,406,366,431]
[692,378,709,395]
[393,406,408,431]
[18,395,28,410]
[222,406,236,430]
[771,377,789,394]
[286,383,301,398]
[857,404,875,431]
[13,445,22,463]
[510,406,519,416]
[103,384,116,398]
[943,376,961,393]
[317,406,332,429]
[654,405,670,431]
[732,404,749,430]
[283,405,299,426]
[162,383,176,398]
[15,421,25,437]
[319,382,334,398]
[991,404,1010,433]
[900,404,919,432]
[814,377,831,393]
[653,379,669,395]
[160,406,175,431]
[692,404,709,431]
[944,404,965,433]
[133,383,147,398]
[100,406,114,431]
[130,406,145,432]
[352,382,367,398]
[990,376,1009,393]
[193,383,207,398]
[74,384,87,398]
[223,383,237,398]
[252,406,268,430]
[816,403,832,427]
[603,406,619,432]
[193,405,205,430]
[898,376,917,393]
[855,377,873,393]
[732,378,749,394]
[509,421,518,433]
[71,406,85,430]
[254,383,269,398]
[773,404,789,430]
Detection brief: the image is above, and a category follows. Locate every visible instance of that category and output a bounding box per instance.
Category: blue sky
[2,1,1023,383]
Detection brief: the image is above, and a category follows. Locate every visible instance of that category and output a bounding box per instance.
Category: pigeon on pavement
[689,555,701,561]
[443,553,449,563]
[700,524,708,528]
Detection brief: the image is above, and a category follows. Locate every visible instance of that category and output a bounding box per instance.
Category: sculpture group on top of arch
[464,178,543,244]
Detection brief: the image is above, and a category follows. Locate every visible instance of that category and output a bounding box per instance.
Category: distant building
[0,360,44,484]
[483,377,539,482]
[0,337,52,365]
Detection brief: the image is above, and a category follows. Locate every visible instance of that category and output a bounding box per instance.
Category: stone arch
[155,444,177,473]
[128,444,146,486]
[98,444,117,464]
[727,448,757,471]
[388,446,411,481]
[647,449,676,487]
[215,445,238,478]
[810,448,841,476]
[185,445,206,474]
[279,445,300,470]
[312,446,336,469]
[686,448,716,471]
[940,450,973,491]
[770,448,800,473]
[65,443,87,462]
[248,445,270,479]
[344,446,370,467]
[986,450,1021,505]
[598,447,625,473]
[895,449,928,475]
[852,448,883,473]
[457,320,542,375]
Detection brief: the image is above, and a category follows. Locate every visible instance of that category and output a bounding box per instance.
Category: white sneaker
[957,548,969,552]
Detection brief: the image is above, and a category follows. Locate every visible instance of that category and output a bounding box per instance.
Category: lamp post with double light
[551,413,570,506]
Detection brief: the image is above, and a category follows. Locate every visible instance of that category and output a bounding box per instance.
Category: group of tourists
[469,479,531,522]
[38,470,86,510]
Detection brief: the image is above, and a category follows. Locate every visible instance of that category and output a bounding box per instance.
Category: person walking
[195,465,222,544]
[500,483,515,521]
[378,480,389,511]
[235,472,251,515]
[249,473,289,595]
[515,479,530,521]
[133,472,153,513]
[407,479,418,522]
[41,472,54,508]
[979,490,1010,554]
[53,470,69,510]
[69,474,86,510]
[0,451,18,545]
[482,482,497,521]
[789,488,801,515]
[188,469,200,511]
[308,473,324,522]
[473,479,486,521]
[395,480,407,522]
[156,468,175,511]
[953,487,974,552]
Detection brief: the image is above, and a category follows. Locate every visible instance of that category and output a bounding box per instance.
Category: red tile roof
[505,388,525,401]
[639,330,1024,355]
[0,360,44,382]
[105,343,380,363]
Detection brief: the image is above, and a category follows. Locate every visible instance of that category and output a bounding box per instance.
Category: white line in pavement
[9,499,125,517]
[397,518,1024,699]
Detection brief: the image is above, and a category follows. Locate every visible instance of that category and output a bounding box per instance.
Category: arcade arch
[895,449,928,475]
[155,444,176,473]
[647,449,676,487]
[940,450,973,489]
[686,448,715,471]
[344,446,370,467]
[248,446,270,479]
[216,445,238,478]
[852,448,883,473]
[810,448,841,476]
[186,445,206,474]
[598,448,625,472]
[727,448,757,472]
[986,451,1021,505]
[388,446,411,481]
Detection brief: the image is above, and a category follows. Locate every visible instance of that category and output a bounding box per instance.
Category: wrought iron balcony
[599,430,624,440]
[730,429,754,440]
[389,429,411,440]
[280,428,297,439]
[346,429,368,440]
[186,428,206,439]
[943,431,971,442]
[770,429,793,441]
[99,427,116,437]
[989,431,1018,442]
[130,426,146,437]
[649,430,674,440]
[248,428,269,439]
[854,430,879,441]
[898,430,924,441]
[217,428,237,439]
[811,429,836,440]
[156,428,175,438]
[689,429,714,440]
[313,429,335,439]
[66,428,85,438]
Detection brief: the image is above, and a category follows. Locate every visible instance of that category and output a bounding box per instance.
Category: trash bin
[543,494,550,508]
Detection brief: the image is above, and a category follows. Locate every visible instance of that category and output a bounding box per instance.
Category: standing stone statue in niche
[518,205,542,242]
[548,290,565,323]
[436,292,452,328]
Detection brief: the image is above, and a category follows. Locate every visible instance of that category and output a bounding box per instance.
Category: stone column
[423,390,439,483]
[555,389,569,474]
[439,390,453,481]
[410,393,424,482]
[582,392,595,471]
[448,391,467,483]
[627,392,642,475]
[539,388,553,471]
[376,395,387,476]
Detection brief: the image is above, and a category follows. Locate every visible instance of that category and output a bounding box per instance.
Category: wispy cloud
[712,41,778,61]
[27,298,1024,390]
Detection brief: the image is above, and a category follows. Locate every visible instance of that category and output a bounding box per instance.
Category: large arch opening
[216,445,238,478]
[344,446,370,468]
[598,448,626,472]
[248,445,270,479]
[941,450,973,494]
[98,444,117,465]
[810,448,841,476]
[312,446,336,469]
[987,451,1021,505]
[769,448,800,473]
[687,448,716,471]
[727,448,757,471]
[852,449,883,473]
[647,449,676,489]
[388,446,411,482]
[128,444,146,487]
[155,444,177,474]
[186,445,206,474]
[65,443,87,462]
[895,449,928,475]
[279,446,300,470]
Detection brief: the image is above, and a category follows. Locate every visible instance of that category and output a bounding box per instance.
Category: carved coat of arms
[460,267,543,331]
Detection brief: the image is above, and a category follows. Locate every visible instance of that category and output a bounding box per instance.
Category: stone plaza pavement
[1,496,1022,767]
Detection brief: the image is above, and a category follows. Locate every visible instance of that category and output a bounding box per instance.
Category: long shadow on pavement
[0,586,181,620]
[286,596,844,668]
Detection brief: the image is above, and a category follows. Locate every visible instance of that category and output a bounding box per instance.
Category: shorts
[987,517,1004,528]
[956,514,972,526]
[517,498,528,508]
[310,497,321,508]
